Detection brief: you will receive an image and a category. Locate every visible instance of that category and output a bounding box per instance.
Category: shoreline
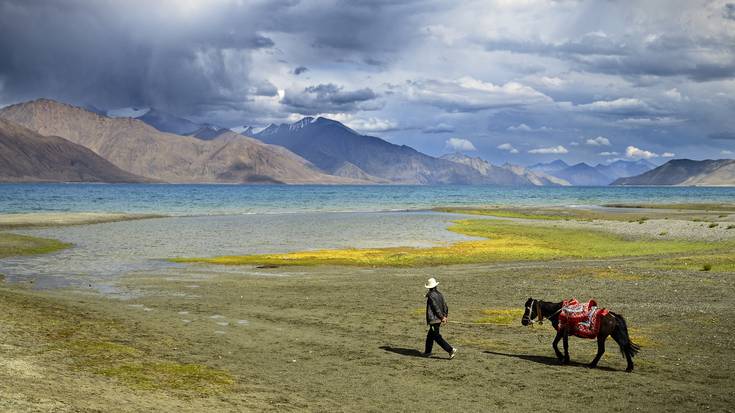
[0,212,166,229]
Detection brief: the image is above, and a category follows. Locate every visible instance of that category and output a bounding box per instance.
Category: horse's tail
[609,311,640,358]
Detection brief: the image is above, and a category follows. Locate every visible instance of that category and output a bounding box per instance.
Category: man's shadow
[380,346,425,358]
[484,350,617,371]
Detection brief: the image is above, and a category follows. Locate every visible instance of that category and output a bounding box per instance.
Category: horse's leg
[589,334,606,368]
[552,330,564,361]
[562,328,570,364]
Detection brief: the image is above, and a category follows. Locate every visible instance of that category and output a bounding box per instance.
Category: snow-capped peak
[289,117,315,130]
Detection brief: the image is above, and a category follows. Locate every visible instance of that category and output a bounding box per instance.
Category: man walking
[423,277,457,359]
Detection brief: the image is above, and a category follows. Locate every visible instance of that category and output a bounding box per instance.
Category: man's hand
[441,316,448,324]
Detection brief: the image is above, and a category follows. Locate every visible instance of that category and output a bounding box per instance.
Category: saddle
[556,298,609,339]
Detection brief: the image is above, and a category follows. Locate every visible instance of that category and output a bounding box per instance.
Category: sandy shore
[0,212,164,229]
[0,205,733,411]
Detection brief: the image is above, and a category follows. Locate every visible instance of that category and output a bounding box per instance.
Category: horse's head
[521,297,536,326]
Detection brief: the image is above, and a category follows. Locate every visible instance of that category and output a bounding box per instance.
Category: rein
[525,299,562,326]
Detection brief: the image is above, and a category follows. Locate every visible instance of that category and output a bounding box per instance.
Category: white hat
[424,278,439,289]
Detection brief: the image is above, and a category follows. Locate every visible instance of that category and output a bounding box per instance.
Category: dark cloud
[293,66,309,75]
[484,34,735,82]
[709,132,735,140]
[725,3,735,19]
[251,80,279,97]
[0,0,290,115]
[281,83,380,115]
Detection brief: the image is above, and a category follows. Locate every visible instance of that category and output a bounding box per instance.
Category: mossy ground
[172,219,732,267]
[0,232,70,258]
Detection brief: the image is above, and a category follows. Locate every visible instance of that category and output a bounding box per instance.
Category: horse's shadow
[484,351,618,372]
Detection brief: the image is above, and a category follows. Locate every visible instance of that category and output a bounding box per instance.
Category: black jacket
[426,288,448,325]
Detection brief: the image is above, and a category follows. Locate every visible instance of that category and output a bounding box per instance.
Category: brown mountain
[0,118,150,183]
[612,159,735,186]
[0,99,366,184]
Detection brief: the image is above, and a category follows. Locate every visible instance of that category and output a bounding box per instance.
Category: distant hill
[529,160,570,175]
[0,99,367,184]
[612,159,735,186]
[254,117,491,184]
[439,153,569,186]
[595,159,656,181]
[0,118,150,183]
[501,163,570,186]
[552,162,611,186]
[529,159,656,186]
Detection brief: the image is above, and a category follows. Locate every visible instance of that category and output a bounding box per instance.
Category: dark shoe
[421,352,432,357]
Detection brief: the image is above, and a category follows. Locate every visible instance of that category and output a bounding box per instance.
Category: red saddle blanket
[556,299,609,339]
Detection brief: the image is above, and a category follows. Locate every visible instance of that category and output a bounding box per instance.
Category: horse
[521,297,640,372]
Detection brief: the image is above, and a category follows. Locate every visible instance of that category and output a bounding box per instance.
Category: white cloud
[422,123,454,133]
[615,117,685,127]
[321,113,398,133]
[569,141,580,146]
[405,77,551,112]
[529,145,568,154]
[599,151,619,156]
[507,123,551,132]
[661,152,675,158]
[497,143,519,154]
[445,137,477,152]
[538,76,565,89]
[664,88,685,102]
[585,136,611,146]
[722,150,734,155]
[625,145,658,159]
[576,98,651,114]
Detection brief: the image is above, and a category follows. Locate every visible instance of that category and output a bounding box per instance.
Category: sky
[1,0,734,166]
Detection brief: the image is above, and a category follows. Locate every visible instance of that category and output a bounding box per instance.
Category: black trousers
[424,323,453,354]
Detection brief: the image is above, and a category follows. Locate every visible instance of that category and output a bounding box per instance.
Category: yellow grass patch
[172,219,731,268]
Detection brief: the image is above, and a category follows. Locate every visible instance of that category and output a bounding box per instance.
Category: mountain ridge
[0,99,368,184]
[612,159,735,186]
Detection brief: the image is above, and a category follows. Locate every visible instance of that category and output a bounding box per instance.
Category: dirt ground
[1,256,733,412]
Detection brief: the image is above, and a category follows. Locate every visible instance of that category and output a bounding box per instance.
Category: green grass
[172,219,732,268]
[0,288,234,396]
[100,362,234,391]
[0,232,70,258]
[434,207,568,221]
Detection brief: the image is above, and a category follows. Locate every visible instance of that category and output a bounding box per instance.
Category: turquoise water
[1,184,733,214]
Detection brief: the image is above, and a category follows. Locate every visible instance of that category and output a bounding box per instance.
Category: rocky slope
[0,118,150,183]
[612,159,735,186]
[0,99,364,184]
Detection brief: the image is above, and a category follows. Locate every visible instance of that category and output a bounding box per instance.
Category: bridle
[523,299,561,326]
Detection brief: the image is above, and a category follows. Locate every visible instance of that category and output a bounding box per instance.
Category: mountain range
[0,99,362,184]
[0,98,731,186]
[529,159,657,186]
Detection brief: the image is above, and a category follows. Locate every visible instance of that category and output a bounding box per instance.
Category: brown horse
[521,297,640,372]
